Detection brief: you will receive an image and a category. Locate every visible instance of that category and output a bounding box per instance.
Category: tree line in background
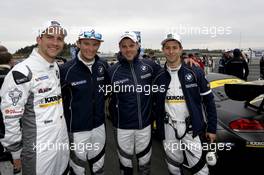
[14,43,76,59]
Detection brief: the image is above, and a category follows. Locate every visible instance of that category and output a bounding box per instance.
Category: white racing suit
[163,66,209,175]
[0,49,69,175]
[114,125,152,175]
[163,122,209,175]
[70,124,106,175]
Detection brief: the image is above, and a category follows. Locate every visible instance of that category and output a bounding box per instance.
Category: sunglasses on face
[82,30,102,40]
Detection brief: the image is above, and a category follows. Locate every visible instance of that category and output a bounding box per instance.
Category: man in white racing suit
[153,33,217,175]
[0,20,69,175]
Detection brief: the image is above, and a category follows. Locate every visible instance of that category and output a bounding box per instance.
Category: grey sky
[0,0,263,53]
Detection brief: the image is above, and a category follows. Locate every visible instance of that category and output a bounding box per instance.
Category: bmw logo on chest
[140,65,148,72]
[97,65,104,75]
[185,73,194,82]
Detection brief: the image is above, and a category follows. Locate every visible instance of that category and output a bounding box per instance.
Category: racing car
[206,73,264,174]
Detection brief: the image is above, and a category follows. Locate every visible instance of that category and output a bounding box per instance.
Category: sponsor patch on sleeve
[8,88,23,106]
[4,108,24,116]
[35,75,49,81]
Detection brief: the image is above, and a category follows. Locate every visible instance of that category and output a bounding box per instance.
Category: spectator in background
[218,52,229,74]
[194,53,205,70]
[203,55,213,74]
[189,53,205,70]
[0,45,8,53]
[0,46,20,174]
[188,53,194,59]
[149,51,160,65]
[0,51,12,138]
[241,51,249,63]
[260,56,264,79]
[0,45,11,140]
[181,52,188,60]
[225,48,249,80]
[142,54,150,59]
[208,55,213,71]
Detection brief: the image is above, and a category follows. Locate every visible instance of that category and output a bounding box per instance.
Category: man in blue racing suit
[108,31,161,175]
[60,29,108,175]
[153,33,217,175]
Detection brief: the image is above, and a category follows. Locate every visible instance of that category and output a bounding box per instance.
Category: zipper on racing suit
[116,95,120,128]
[130,63,142,129]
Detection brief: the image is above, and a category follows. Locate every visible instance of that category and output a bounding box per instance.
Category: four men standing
[0,22,218,175]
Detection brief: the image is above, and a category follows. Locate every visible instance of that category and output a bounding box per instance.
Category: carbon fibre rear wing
[225,80,264,114]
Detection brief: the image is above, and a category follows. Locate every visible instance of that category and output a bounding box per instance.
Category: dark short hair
[233,48,241,57]
[188,53,194,57]
[0,52,12,65]
[0,45,8,53]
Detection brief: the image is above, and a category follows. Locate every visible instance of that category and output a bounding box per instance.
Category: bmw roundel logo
[97,66,104,75]
[140,65,148,72]
[185,73,193,82]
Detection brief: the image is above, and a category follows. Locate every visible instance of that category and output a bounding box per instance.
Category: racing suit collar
[166,63,182,73]
[164,62,183,71]
[31,48,56,69]
[77,52,95,67]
